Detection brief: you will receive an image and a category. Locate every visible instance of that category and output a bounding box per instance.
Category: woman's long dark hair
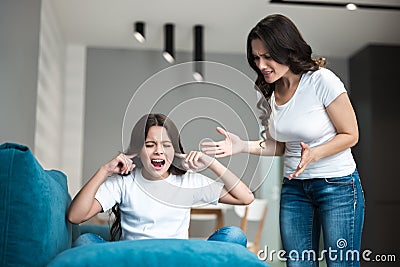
[109,113,186,241]
[246,14,325,128]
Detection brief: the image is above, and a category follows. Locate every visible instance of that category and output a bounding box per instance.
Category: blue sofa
[0,142,269,267]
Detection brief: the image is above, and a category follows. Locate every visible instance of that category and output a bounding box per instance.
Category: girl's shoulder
[109,169,138,183]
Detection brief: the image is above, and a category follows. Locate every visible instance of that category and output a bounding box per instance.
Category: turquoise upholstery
[0,142,71,266]
[0,143,268,267]
[49,239,266,267]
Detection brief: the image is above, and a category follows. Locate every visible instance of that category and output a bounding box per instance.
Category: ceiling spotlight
[193,25,204,81]
[346,3,357,11]
[163,23,175,64]
[270,0,400,11]
[133,22,145,43]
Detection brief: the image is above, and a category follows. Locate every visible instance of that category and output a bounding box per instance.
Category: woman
[68,113,254,247]
[202,14,365,266]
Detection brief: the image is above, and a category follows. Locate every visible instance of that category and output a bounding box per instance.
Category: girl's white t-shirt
[95,168,224,240]
[268,68,356,179]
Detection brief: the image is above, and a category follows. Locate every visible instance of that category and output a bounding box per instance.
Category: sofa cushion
[0,143,72,267]
[48,238,268,267]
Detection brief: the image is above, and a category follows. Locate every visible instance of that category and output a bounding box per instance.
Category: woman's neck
[274,73,302,105]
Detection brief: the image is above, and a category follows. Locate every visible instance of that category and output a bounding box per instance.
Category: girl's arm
[201,127,285,157]
[208,159,254,205]
[67,153,135,224]
[182,151,254,205]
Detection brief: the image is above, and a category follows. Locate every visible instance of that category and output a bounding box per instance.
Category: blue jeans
[73,226,247,248]
[280,169,365,267]
[207,225,247,247]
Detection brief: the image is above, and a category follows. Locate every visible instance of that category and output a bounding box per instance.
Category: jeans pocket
[282,177,289,185]
[324,174,354,185]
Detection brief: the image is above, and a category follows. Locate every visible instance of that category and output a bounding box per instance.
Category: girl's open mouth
[151,159,165,170]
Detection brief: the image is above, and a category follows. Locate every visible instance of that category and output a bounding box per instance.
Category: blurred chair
[234,198,268,253]
[189,203,230,239]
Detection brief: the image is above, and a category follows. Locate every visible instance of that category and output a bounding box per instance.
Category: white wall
[0,0,41,148]
[0,0,86,198]
[34,0,65,169]
[61,45,86,197]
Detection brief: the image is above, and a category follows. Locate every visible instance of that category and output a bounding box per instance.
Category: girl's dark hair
[110,113,186,241]
[246,14,326,128]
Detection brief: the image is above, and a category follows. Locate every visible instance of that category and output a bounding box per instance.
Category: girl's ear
[130,154,139,160]
[132,155,143,168]
[135,151,142,161]
[125,153,138,160]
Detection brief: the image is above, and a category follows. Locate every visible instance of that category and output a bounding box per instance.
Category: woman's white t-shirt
[95,168,224,240]
[268,68,356,179]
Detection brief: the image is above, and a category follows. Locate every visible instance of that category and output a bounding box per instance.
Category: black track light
[163,23,175,64]
[193,25,204,81]
[133,22,145,43]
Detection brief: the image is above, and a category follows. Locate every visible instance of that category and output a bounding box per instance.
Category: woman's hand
[201,127,246,158]
[176,151,254,205]
[289,142,313,179]
[175,151,214,171]
[103,152,136,176]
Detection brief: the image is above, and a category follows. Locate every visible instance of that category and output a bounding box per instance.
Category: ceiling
[51,0,400,59]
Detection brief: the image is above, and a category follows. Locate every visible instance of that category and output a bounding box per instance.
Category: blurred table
[190,203,231,231]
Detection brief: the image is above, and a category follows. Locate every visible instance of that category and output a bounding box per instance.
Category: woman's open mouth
[263,70,273,77]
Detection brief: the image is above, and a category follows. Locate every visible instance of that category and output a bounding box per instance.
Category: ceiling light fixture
[163,23,175,64]
[133,22,145,43]
[269,0,400,11]
[346,3,358,11]
[193,25,204,81]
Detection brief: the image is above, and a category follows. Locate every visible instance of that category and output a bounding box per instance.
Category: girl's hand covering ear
[104,153,137,176]
[175,151,214,171]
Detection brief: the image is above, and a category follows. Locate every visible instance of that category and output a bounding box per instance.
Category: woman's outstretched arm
[201,127,284,158]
